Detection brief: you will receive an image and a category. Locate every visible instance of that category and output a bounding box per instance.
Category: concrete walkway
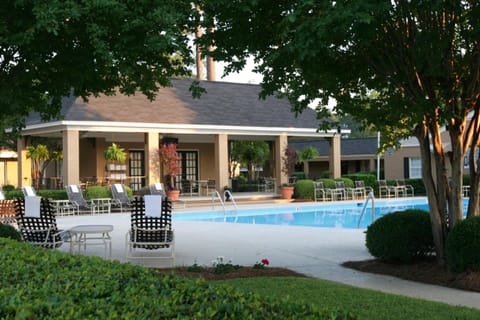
[56,210,480,310]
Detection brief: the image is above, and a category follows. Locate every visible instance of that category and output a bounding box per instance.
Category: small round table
[69,224,114,260]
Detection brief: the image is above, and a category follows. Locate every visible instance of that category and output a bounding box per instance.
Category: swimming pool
[173,198,448,229]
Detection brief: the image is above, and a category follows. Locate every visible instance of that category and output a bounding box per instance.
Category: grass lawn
[214,277,480,320]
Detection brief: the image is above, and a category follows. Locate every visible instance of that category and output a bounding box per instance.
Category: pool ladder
[357,191,375,228]
[211,190,238,217]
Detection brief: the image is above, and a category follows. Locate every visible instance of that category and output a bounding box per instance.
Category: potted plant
[280,145,297,199]
[158,143,182,200]
[104,143,127,170]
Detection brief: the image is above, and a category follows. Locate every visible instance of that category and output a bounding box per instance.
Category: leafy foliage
[198,0,480,262]
[0,224,21,241]
[0,238,354,319]
[0,0,194,136]
[104,143,127,164]
[294,179,315,200]
[446,217,480,272]
[158,143,181,190]
[366,210,434,263]
[230,141,269,181]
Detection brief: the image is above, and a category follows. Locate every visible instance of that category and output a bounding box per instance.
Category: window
[129,150,145,191]
[409,158,422,178]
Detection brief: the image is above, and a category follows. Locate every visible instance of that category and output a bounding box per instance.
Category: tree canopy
[198,0,480,264]
[0,0,194,135]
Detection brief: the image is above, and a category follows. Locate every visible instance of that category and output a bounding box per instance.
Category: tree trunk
[416,123,447,265]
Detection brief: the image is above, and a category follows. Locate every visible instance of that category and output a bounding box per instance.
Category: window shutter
[403,158,409,178]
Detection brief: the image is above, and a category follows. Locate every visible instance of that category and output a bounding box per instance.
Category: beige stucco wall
[180,143,215,180]
[384,146,421,180]
[1,161,18,187]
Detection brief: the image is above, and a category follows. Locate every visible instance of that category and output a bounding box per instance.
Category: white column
[275,134,289,186]
[214,134,229,192]
[145,132,160,186]
[329,135,341,178]
[62,130,80,186]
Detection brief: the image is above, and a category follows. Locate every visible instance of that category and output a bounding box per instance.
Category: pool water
[173,198,448,229]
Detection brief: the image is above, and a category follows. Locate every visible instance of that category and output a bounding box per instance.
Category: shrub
[4,189,23,200]
[335,177,354,188]
[317,178,336,189]
[446,216,480,272]
[85,186,111,199]
[294,179,315,199]
[366,209,434,263]
[2,184,15,192]
[37,189,68,200]
[0,224,21,241]
[0,238,355,319]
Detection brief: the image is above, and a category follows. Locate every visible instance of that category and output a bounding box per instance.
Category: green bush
[294,179,315,199]
[405,179,425,195]
[366,209,434,263]
[4,189,68,200]
[0,238,355,319]
[0,224,21,241]
[2,184,15,192]
[446,216,480,272]
[85,186,111,199]
[342,173,376,187]
[335,177,354,188]
[317,178,336,189]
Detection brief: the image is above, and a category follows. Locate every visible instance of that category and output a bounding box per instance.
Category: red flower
[261,258,269,266]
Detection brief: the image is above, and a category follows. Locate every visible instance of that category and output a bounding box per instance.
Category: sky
[214,59,263,84]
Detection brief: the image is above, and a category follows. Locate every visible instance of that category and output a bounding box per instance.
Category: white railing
[357,191,375,228]
[211,190,238,217]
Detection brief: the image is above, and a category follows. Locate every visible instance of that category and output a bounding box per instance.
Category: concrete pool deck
[55,205,480,310]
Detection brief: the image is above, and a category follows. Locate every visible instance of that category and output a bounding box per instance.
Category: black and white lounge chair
[125,196,175,265]
[150,182,166,197]
[21,186,37,197]
[14,197,70,249]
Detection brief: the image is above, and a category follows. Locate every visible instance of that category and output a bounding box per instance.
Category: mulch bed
[156,259,480,293]
[154,266,307,281]
[343,258,480,293]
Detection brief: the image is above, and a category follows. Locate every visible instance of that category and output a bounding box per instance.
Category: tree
[230,141,269,181]
[198,1,480,265]
[26,144,50,190]
[158,143,181,191]
[0,0,195,136]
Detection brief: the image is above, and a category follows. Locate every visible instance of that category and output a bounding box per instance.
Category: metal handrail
[223,189,238,212]
[357,191,375,228]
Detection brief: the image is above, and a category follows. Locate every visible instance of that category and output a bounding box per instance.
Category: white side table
[90,198,112,214]
[69,224,114,259]
[51,200,76,216]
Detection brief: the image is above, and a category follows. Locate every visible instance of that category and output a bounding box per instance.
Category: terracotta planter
[167,189,180,201]
[280,186,294,200]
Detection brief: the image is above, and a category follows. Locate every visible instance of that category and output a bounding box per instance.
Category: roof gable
[26,79,320,129]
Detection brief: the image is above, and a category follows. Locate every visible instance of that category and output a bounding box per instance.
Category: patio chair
[181,179,198,196]
[201,179,216,196]
[22,186,37,197]
[14,196,70,249]
[111,183,131,212]
[0,190,15,224]
[396,179,414,197]
[125,195,175,265]
[66,184,97,214]
[378,180,396,198]
[331,181,347,200]
[313,181,328,201]
[258,177,275,192]
[150,182,166,197]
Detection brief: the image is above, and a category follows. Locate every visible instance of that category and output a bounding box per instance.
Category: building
[17,79,345,192]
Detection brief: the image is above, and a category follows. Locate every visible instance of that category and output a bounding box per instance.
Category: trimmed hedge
[366,209,434,263]
[4,189,68,200]
[0,238,355,319]
[446,216,480,272]
[294,179,315,199]
[0,224,21,241]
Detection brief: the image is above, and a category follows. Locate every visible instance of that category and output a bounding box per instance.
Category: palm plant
[26,144,50,189]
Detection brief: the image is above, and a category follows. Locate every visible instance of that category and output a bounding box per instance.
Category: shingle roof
[292,137,379,156]
[26,78,319,129]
